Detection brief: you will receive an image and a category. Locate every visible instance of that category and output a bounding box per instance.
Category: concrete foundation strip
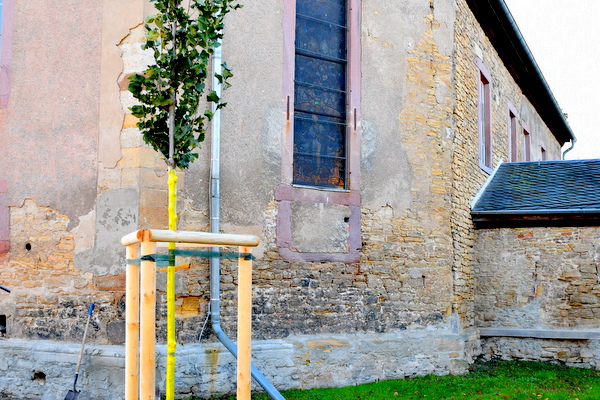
[479,328,600,340]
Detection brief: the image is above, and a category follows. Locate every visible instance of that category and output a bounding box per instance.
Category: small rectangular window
[507,102,518,162]
[523,126,531,162]
[477,60,493,172]
[540,142,547,161]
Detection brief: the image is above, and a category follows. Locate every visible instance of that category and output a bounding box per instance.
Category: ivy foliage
[129,0,241,169]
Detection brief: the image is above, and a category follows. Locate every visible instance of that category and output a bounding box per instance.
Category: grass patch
[197,360,600,400]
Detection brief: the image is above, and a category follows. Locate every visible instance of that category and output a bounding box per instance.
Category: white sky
[502,0,600,160]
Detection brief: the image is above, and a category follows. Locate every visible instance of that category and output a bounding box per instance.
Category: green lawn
[199,360,600,400]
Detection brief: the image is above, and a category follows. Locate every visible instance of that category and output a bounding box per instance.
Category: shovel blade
[64,389,80,400]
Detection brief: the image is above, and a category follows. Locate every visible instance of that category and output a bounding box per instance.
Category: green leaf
[206,91,220,103]
[130,105,145,118]
[146,29,160,41]
[221,63,233,80]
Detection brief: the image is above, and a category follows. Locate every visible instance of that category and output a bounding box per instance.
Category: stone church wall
[0,0,576,398]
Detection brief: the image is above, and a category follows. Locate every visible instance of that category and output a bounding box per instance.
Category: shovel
[64,303,95,400]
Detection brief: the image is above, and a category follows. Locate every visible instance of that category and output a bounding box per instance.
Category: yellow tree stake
[166,168,178,400]
[166,15,178,399]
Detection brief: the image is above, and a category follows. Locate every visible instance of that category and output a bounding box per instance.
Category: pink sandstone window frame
[278,0,361,263]
[522,122,532,161]
[507,101,518,162]
[540,140,547,161]
[0,0,13,108]
[477,59,493,173]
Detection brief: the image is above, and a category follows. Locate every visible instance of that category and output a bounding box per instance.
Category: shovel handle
[75,303,95,376]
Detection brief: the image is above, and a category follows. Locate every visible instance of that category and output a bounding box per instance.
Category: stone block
[95,272,126,291]
[118,147,157,169]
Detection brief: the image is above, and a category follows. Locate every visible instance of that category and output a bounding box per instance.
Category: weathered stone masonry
[474,226,600,367]
[451,0,563,329]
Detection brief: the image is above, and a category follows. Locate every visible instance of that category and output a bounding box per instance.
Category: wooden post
[125,244,140,400]
[140,231,156,400]
[237,246,252,400]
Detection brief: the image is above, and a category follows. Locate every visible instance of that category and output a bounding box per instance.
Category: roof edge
[472,209,600,216]
[471,162,503,210]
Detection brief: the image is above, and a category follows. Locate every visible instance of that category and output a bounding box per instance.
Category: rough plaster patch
[121,127,144,148]
[261,105,284,170]
[431,0,457,56]
[74,188,138,275]
[119,90,138,112]
[97,161,122,194]
[72,207,96,254]
[360,119,377,169]
[493,297,544,328]
[290,202,350,253]
[360,119,413,213]
[435,74,451,104]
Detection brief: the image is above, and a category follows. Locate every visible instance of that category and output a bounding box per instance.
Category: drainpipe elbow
[562,138,577,160]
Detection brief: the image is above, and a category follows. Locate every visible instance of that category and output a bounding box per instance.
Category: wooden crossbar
[121,229,260,247]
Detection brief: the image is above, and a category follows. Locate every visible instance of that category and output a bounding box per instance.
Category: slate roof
[471,160,600,225]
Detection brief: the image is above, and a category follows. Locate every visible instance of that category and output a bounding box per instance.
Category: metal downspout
[209,41,286,400]
[562,138,577,160]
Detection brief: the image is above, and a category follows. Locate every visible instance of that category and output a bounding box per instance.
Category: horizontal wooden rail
[479,328,600,340]
[121,229,260,247]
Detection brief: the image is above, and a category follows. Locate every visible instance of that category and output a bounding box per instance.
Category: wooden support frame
[122,229,260,400]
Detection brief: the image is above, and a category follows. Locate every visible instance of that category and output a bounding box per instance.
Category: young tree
[128,1,241,399]
[129,0,240,170]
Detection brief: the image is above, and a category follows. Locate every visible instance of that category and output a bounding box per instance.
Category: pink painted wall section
[2,0,102,227]
[0,178,8,253]
[0,0,14,108]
